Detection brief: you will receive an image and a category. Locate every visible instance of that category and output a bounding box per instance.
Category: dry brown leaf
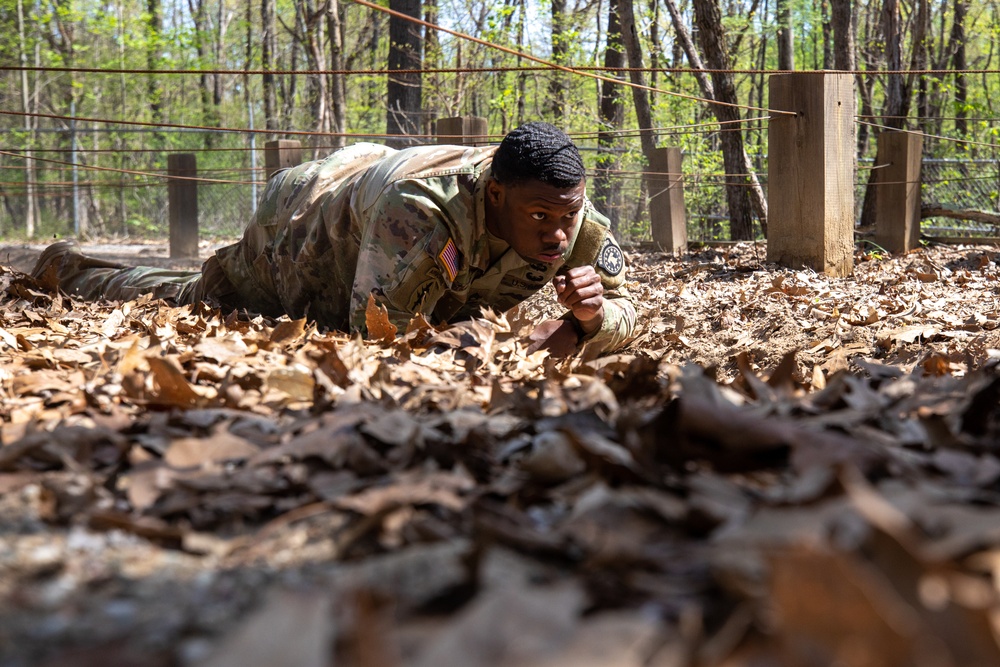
[164,432,261,468]
[144,356,206,407]
[365,293,398,342]
[269,317,308,345]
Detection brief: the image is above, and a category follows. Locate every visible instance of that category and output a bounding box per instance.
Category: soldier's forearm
[575,306,605,335]
[581,297,636,353]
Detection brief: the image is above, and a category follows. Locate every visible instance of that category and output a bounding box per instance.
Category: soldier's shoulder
[583,199,612,229]
[389,144,496,179]
[567,203,627,285]
[567,203,612,267]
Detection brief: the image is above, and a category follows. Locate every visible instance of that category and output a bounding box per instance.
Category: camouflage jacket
[210,142,637,352]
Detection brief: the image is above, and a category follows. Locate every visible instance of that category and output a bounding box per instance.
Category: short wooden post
[646,146,687,254]
[874,130,923,254]
[767,72,855,277]
[167,153,198,259]
[264,139,303,178]
[436,116,488,146]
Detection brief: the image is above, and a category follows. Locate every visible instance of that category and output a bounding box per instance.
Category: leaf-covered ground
[2,240,1000,666]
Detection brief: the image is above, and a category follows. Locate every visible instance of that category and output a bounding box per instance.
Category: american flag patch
[438,237,459,281]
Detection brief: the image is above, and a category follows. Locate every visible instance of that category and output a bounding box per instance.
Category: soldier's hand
[552,265,604,335]
[526,319,579,357]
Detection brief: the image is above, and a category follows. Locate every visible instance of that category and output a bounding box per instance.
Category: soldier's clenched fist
[552,265,604,334]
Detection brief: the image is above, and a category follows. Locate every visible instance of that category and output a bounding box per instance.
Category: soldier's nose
[542,228,566,244]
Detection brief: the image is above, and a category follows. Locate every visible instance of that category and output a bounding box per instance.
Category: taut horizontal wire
[2,64,998,76]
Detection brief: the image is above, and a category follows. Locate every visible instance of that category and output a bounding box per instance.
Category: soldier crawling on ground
[31,122,637,355]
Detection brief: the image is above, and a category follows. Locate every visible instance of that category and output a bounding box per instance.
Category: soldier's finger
[561,272,601,297]
[563,265,599,280]
[559,283,603,308]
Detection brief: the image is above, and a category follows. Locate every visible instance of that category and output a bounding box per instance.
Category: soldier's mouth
[537,248,564,262]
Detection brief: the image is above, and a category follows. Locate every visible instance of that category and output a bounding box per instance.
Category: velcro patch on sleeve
[438,237,459,282]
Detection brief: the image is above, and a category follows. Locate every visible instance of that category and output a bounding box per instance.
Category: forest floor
[2,238,1000,666]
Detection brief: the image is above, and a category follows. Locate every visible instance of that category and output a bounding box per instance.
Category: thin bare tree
[595,0,625,233]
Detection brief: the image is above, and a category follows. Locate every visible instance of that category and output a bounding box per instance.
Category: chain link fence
[921,159,1000,236]
[0,130,261,241]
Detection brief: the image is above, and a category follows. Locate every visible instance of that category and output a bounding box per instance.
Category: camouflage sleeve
[348,181,456,333]
[575,230,638,353]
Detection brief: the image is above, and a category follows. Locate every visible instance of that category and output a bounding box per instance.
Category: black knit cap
[491,122,585,189]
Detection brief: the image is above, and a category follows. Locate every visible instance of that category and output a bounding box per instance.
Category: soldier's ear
[486,178,504,207]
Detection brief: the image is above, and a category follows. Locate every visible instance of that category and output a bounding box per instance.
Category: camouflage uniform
[57,142,637,352]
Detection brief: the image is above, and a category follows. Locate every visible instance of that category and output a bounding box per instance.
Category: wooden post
[264,139,303,178]
[874,131,923,254]
[767,72,855,277]
[436,116,488,146]
[167,153,198,259]
[646,146,687,254]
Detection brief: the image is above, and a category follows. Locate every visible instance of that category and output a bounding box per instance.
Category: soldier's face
[487,178,585,264]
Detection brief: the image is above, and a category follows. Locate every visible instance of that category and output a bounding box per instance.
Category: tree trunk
[422,0,438,135]
[619,0,655,159]
[44,0,77,232]
[187,0,217,146]
[327,0,347,147]
[951,0,967,136]
[859,0,907,228]
[648,0,661,89]
[913,0,930,122]
[297,0,329,135]
[146,0,163,134]
[831,0,855,70]
[595,0,625,234]
[284,12,300,124]
[821,0,833,68]
[386,0,422,147]
[262,0,278,133]
[516,0,526,124]
[548,0,567,121]
[665,0,768,233]
[692,0,757,239]
[883,0,906,126]
[214,0,230,108]
[16,0,36,238]
[776,0,794,70]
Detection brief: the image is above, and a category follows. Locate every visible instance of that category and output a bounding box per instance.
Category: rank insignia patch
[438,237,459,281]
[596,236,624,276]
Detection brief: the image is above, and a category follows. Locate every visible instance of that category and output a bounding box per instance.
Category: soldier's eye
[530,212,546,220]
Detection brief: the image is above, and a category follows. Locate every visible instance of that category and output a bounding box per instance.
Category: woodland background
[6,0,1000,663]
[0,0,998,244]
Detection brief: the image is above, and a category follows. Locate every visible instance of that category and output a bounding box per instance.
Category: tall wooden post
[436,116,489,146]
[264,139,303,178]
[167,153,198,259]
[767,72,855,277]
[874,130,923,254]
[646,146,687,254]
